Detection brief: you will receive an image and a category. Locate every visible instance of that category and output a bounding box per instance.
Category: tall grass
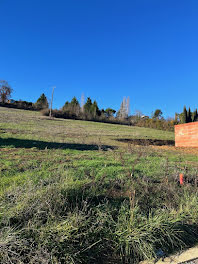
[1,168,198,263]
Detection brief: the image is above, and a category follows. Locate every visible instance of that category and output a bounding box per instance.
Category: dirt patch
[116,138,175,146]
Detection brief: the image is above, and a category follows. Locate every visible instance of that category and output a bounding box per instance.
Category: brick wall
[175,122,198,147]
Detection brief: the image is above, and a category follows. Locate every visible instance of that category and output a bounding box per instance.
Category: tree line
[42,95,126,123]
[41,95,177,131]
[176,106,198,123]
[1,80,197,131]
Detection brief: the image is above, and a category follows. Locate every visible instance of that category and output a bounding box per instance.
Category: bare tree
[122,97,127,119]
[117,97,128,119]
[80,93,85,112]
[0,80,13,103]
[117,100,124,119]
[134,110,143,118]
[126,96,130,116]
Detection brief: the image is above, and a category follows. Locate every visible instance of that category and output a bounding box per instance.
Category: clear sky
[1,0,198,117]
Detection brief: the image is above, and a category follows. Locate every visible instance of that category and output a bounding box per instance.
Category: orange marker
[179,173,184,185]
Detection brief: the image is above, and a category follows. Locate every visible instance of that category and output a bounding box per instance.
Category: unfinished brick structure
[175,122,198,147]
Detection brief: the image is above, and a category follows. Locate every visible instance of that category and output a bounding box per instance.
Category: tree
[183,106,187,123]
[105,108,116,118]
[153,109,163,119]
[84,97,92,116]
[192,110,196,122]
[187,107,192,123]
[70,97,80,115]
[62,101,70,110]
[80,93,85,112]
[0,80,13,103]
[35,93,49,109]
[126,96,130,116]
[117,97,128,119]
[91,100,100,118]
[62,97,80,116]
[122,97,127,118]
[134,110,143,118]
[70,97,79,106]
[174,113,180,123]
[194,109,198,121]
[100,109,106,118]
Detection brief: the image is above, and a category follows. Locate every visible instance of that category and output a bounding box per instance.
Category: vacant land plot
[0,107,198,264]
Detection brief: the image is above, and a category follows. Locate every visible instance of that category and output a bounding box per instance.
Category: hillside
[0,107,198,264]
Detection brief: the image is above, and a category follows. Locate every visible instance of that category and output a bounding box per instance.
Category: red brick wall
[175,122,198,147]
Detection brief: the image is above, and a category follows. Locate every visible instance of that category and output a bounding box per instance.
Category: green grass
[0,107,198,263]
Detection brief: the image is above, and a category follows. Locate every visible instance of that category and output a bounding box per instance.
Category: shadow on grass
[0,137,115,151]
[116,138,175,146]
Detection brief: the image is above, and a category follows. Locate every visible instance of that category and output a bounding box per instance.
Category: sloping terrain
[0,107,198,264]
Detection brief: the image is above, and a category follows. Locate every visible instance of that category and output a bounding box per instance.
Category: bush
[0,101,36,111]
[135,118,175,131]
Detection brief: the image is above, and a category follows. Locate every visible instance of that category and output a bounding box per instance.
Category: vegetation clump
[0,80,13,103]
[34,93,49,110]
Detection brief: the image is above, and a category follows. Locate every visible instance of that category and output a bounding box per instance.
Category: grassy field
[0,107,198,264]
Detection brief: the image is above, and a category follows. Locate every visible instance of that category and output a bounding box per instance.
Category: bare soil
[116,138,175,146]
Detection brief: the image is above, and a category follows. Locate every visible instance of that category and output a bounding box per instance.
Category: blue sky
[1,0,198,117]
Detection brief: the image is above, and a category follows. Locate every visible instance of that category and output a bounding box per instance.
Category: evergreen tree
[70,97,79,107]
[35,93,48,109]
[91,100,100,118]
[192,110,196,122]
[187,107,192,123]
[63,101,70,109]
[195,109,198,121]
[84,97,93,116]
[70,97,80,115]
[62,97,80,116]
[183,106,187,123]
